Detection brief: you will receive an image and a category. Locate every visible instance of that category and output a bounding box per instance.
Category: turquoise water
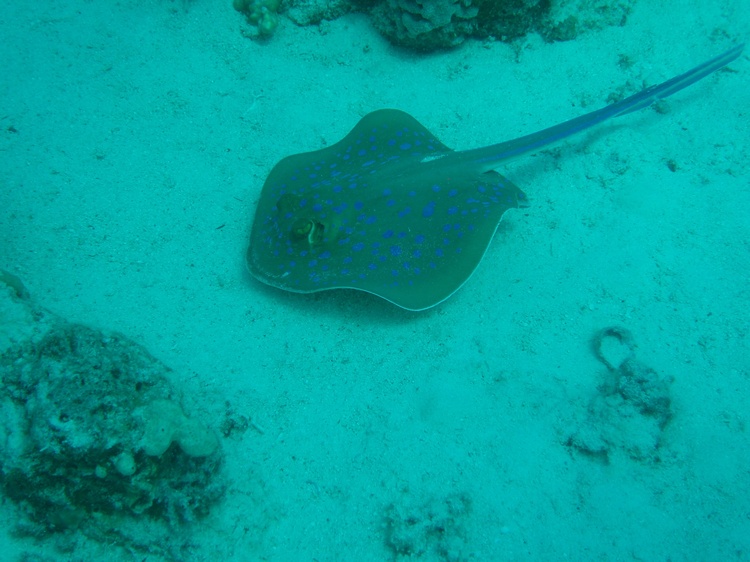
[1,0,748,560]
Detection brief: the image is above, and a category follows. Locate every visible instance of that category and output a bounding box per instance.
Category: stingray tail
[469,43,744,171]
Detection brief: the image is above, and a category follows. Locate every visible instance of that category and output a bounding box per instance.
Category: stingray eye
[290,219,327,246]
[290,218,313,240]
[309,221,326,245]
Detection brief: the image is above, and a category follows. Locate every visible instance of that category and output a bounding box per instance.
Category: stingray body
[247,45,743,311]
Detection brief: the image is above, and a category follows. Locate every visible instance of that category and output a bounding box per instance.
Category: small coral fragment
[176,417,220,457]
[113,451,137,476]
[233,0,281,37]
[139,399,218,458]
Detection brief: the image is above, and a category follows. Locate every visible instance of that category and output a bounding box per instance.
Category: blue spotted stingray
[247,44,743,311]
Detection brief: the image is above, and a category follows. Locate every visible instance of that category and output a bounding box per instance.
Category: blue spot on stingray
[390,245,402,256]
[352,242,365,251]
[414,234,425,244]
[422,202,435,218]
[400,143,412,150]
[354,201,364,210]
[383,230,394,238]
[398,208,411,218]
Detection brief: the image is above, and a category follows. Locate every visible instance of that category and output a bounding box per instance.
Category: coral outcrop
[0,272,224,559]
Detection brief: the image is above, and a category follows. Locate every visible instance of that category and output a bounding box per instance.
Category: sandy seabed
[1,0,748,560]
